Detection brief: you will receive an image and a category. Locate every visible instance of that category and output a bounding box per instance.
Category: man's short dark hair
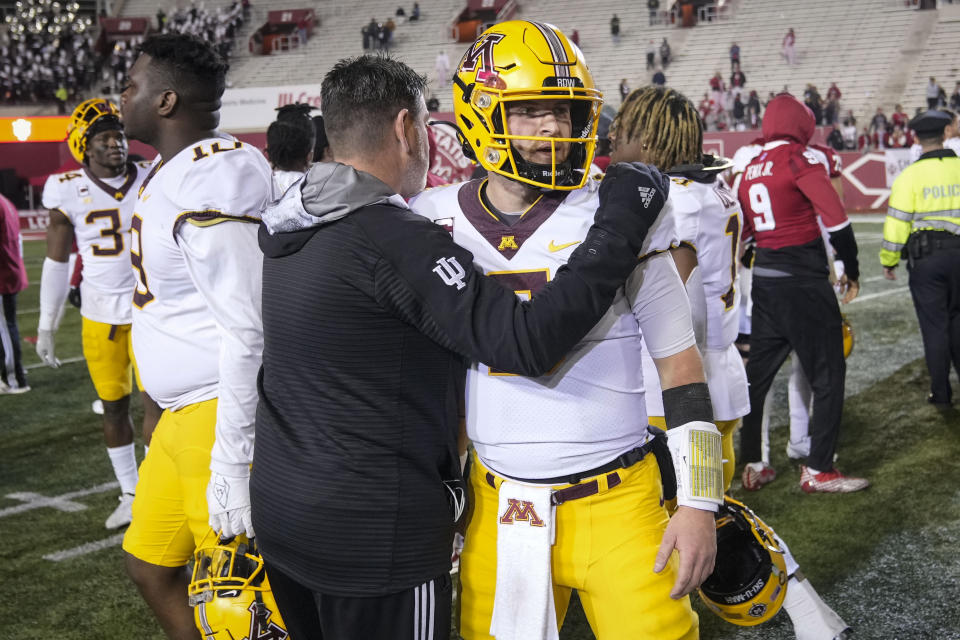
[138,33,229,105]
[321,55,427,155]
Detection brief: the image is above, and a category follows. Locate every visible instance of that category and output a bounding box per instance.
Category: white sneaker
[105,493,135,529]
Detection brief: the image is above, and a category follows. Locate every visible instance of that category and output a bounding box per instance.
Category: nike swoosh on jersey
[548,240,581,252]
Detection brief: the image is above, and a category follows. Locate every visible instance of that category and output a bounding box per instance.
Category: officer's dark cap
[908,110,953,136]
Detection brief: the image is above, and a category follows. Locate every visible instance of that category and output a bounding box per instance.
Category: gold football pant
[649,416,740,493]
[81,317,143,401]
[122,398,217,566]
[460,451,698,640]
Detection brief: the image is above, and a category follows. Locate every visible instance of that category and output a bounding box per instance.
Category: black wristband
[662,382,713,429]
[828,224,860,281]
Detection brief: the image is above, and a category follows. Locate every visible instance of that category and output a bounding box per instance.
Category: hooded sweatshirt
[739,94,858,280]
[250,161,667,596]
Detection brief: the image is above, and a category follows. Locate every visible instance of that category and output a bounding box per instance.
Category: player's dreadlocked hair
[138,33,229,104]
[267,103,316,171]
[612,86,703,171]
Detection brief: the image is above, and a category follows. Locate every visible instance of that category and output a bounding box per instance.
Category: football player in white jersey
[37,98,162,530]
[117,34,277,640]
[626,87,851,640]
[411,22,721,640]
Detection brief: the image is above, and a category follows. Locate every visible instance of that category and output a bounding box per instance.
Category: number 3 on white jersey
[748,183,776,231]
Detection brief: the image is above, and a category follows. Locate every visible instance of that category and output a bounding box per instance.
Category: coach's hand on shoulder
[654,505,717,599]
[207,471,254,539]
[35,329,60,368]
[596,162,670,252]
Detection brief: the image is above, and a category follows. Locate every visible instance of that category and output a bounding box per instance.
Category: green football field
[2,221,958,639]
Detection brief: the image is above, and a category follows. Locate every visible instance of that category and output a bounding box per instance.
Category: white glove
[35,329,61,368]
[207,470,254,539]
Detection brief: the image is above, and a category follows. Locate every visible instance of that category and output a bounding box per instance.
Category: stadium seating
[900,4,960,111]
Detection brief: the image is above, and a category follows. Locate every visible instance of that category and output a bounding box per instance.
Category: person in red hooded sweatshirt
[737,93,869,494]
[0,192,29,393]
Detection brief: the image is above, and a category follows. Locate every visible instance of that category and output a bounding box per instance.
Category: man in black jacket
[249,55,671,639]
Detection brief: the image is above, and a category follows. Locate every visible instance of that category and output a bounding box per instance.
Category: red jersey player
[737,93,868,494]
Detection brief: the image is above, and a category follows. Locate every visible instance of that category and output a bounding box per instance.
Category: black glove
[67,286,82,309]
[595,162,670,255]
[740,243,755,269]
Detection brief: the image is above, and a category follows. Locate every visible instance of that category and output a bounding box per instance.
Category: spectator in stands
[782,28,796,65]
[950,82,960,110]
[646,40,657,69]
[659,37,671,68]
[396,6,405,17]
[841,118,857,150]
[747,90,762,128]
[729,42,740,72]
[926,77,941,109]
[378,23,390,51]
[385,17,397,43]
[730,63,746,95]
[435,50,450,88]
[885,123,913,149]
[891,104,908,129]
[858,126,876,151]
[365,17,379,49]
[652,67,666,86]
[619,78,630,103]
[0,192,28,394]
[825,83,841,125]
[157,7,167,29]
[826,126,844,151]
[870,107,888,136]
[610,14,620,44]
[648,0,660,25]
[410,2,420,21]
[804,84,822,124]
[733,93,746,129]
[242,0,251,20]
[570,29,579,47]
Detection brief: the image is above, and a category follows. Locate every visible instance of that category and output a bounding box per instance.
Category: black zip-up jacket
[250,162,667,596]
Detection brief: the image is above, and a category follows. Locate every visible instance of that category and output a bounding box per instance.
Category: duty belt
[484,425,677,506]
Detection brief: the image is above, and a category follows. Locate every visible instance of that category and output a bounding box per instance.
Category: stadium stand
[900,4,960,111]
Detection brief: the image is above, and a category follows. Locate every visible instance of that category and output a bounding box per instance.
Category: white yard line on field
[0,481,119,518]
[43,533,125,562]
[849,286,911,305]
[24,356,85,370]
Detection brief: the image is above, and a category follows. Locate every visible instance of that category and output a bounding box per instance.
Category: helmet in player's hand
[188,531,289,639]
[842,315,854,359]
[67,98,121,164]
[452,20,602,190]
[698,496,788,626]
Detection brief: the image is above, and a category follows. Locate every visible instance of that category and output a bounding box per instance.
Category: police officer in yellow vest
[881,109,960,406]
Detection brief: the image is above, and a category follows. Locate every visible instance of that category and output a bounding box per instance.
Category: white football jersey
[643,177,750,422]
[411,177,695,479]
[41,163,151,324]
[130,135,272,472]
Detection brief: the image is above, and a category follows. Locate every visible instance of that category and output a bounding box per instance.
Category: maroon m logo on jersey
[499,498,546,526]
[460,33,504,83]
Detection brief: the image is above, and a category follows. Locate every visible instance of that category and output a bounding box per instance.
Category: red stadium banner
[99,17,150,36]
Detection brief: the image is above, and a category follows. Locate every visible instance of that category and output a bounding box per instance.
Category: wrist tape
[666,420,724,511]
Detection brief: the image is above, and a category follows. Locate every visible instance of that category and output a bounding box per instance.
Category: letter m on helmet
[460,33,504,83]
